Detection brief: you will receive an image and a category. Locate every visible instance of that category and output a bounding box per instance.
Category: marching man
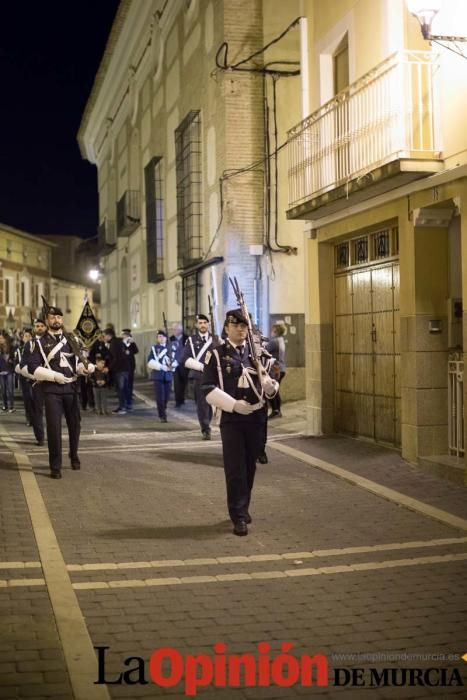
[181,313,215,440]
[147,330,176,423]
[201,308,278,536]
[27,305,95,479]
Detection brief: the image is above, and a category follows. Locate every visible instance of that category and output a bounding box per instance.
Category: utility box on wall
[268,313,305,367]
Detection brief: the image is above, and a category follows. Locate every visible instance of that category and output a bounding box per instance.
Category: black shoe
[36,440,45,447]
[160,417,168,423]
[269,410,282,419]
[71,460,81,470]
[245,514,252,524]
[202,430,211,441]
[233,521,248,536]
[50,471,62,479]
[257,453,268,464]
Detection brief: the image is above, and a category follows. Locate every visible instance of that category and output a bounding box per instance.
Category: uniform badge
[205,350,212,365]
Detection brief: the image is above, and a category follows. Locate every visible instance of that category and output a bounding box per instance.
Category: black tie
[236,345,243,355]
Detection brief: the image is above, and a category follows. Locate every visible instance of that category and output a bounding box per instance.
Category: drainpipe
[299,16,310,120]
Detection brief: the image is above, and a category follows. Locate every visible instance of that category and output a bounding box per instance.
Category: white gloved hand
[261,375,278,397]
[233,400,255,415]
[185,357,204,372]
[15,363,21,374]
[86,362,95,374]
[148,359,161,371]
[53,372,73,384]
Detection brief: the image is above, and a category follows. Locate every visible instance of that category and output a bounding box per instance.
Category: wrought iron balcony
[97,219,116,253]
[116,190,141,236]
[287,50,443,220]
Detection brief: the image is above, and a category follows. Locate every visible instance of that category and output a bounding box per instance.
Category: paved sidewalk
[0,383,466,699]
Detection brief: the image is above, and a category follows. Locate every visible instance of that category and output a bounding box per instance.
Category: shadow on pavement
[97,520,231,540]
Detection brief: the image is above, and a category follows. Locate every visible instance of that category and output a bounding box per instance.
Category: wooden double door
[335,262,400,445]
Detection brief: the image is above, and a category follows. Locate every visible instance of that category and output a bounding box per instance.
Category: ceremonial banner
[74,301,100,348]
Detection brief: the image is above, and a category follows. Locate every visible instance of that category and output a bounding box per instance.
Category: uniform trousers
[19,377,34,423]
[44,390,81,472]
[153,379,172,419]
[220,420,264,523]
[194,379,212,432]
[173,366,188,406]
[31,383,44,443]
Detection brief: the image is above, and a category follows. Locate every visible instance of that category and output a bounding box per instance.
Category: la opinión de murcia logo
[94,645,464,696]
[94,643,328,695]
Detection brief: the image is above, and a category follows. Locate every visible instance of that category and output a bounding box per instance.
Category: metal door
[335,261,400,445]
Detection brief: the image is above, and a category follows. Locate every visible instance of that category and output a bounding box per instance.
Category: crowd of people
[1,306,287,536]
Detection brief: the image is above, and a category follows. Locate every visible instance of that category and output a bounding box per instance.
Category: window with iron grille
[336,242,350,269]
[145,157,164,283]
[175,110,202,269]
[182,272,199,332]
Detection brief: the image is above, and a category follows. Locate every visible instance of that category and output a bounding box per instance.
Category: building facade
[0,223,53,328]
[287,0,467,482]
[77,0,307,397]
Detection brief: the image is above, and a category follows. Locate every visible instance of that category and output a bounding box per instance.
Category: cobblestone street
[1,383,466,699]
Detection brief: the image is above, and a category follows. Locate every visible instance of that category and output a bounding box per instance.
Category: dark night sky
[0,1,120,239]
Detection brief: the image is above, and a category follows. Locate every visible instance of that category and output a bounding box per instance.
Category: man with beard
[181,314,215,440]
[27,306,95,478]
[19,318,47,446]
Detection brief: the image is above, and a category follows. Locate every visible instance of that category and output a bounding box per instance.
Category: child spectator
[92,356,110,415]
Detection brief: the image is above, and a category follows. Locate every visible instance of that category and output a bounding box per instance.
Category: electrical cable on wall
[212,20,301,256]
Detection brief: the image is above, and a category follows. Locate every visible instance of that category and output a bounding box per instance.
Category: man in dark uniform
[202,309,278,536]
[170,323,188,408]
[182,314,215,440]
[15,329,34,426]
[19,318,47,446]
[27,306,95,478]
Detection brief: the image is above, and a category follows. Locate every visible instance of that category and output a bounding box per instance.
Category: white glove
[233,400,255,415]
[261,376,279,397]
[185,357,204,372]
[148,359,161,371]
[53,372,73,385]
[15,363,21,374]
[33,366,56,382]
[86,362,95,374]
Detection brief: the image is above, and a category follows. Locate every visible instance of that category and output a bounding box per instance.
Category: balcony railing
[117,190,141,237]
[97,219,116,251]
[288,50,441,209]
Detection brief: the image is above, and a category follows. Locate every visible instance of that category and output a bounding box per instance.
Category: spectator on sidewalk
[0,333,15,412]
[266,324,287,418]
[121,328,139,410]
[78,347,95,411]
[92,356,110,415]
[104,327,130,415]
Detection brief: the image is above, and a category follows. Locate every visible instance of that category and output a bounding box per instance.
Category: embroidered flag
[74,301,100,348]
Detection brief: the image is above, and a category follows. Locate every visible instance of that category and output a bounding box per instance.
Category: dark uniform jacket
[181,332,214,380]
[107,337,130,374]
[123,338,139,371]
[147,343,175,382]
[201,340,270,425]
[27,332,80,394]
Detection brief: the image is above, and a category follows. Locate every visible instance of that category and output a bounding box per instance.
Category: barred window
[175,110,202,268]
[182,271,199,332]
[336,242,350,269]
[353,237,368,264]
[145,157,164,283]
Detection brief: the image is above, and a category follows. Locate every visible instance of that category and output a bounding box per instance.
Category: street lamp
[88,269,100,282]
[407,0,467,54]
